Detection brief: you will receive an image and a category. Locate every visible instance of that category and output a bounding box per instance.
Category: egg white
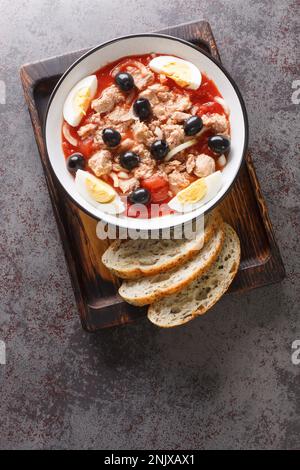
[168,171,223,213]
[75,170,125,215]
[149,56,201,90]
[63,75,98,127]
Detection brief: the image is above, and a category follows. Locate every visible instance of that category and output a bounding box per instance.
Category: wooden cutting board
[20,21,285,331]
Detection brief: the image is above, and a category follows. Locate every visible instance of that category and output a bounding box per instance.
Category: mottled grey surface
[0,0,299,450]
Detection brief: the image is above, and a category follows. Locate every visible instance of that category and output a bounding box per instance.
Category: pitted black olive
[102,128,121,148]
[133,98,152,121]
[208,135,231,154]
[120,151,140,170]
[184,116,203,136]
[67,153,85,174]
[115,72,135,92]
[150,140,170,161]
[129,188,151,205]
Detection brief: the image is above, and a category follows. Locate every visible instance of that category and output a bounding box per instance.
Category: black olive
[150,140,170,161]
[184,116,203,136]
[115,72,135,92]
[67,153,85,174]
[120,151,140,170]
[133,98,152,121]
[208,135,231,154]
[129,188,151,205]
[102,128,121,148]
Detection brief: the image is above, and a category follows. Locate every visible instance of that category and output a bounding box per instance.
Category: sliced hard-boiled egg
[63,75,98,127]
[75,170,125,215]
[149,56,201,90]
[168,171,222,213]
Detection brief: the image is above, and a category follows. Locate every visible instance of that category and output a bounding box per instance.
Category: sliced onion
[154,126,163,139]
[63,123,78,147]
[165,139,197,162]
[111,59,148,78]
[131,60,148,75]
[117,171,130,179]
[110,172,119,188]
[111,63,124,77]
[113,163,128,172]
[215,96,230,115]
[159,73,168,84]
[218,154,227,167]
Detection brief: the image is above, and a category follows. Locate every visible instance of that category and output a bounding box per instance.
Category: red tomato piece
[142,175,170,203]
[150,187,170,203]
[77,138,95,158]
[198,101,224,115]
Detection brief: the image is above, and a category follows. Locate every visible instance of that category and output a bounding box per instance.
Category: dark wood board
[20,21,285,331]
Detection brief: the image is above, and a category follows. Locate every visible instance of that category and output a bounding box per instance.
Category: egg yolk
[162,62,191,87]
[74,87,91,116]
[177,179,207,204]
[85,177,116,203]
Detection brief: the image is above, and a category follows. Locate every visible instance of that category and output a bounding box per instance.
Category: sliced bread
[119,224,225,306]
[102,211,222,279]
[147,224,240,328]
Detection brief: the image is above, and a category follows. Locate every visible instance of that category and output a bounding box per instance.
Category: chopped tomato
[142,175,170,203]
[150,186,170,203]
[77,138,95,158]
[198,101,224,115]
[142,174,168,191]
[193,140,216,158]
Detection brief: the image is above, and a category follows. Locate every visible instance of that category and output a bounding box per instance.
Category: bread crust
[102,211,222,279]
[147,224,241,328]
[119,225,225,306]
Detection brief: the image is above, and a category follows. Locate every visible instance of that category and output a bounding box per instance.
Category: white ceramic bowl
[45,34,248,231]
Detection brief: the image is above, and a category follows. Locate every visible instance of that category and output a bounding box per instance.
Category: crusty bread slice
[119,224,225,306]
[147,224,240,328]
[102,211,222,280]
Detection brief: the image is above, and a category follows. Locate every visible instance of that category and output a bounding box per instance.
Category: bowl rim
[43,32,249,230]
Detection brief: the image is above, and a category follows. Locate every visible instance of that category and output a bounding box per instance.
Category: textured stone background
[0,0,299,450]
